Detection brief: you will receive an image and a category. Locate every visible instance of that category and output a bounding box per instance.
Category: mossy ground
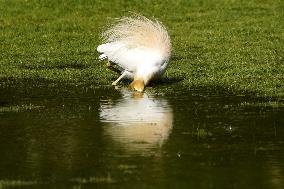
[1,0,283,98]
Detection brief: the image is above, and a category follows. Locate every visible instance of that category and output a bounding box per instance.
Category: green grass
[1,0,284,97]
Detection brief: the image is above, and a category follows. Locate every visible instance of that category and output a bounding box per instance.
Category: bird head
[129,79,145,92]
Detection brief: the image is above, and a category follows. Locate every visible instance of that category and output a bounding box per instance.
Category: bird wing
[97,42,164,73]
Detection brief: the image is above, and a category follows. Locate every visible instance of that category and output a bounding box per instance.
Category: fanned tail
[101,15,171,60]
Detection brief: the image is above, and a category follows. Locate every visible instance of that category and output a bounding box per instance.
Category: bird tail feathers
[101,15,171,59]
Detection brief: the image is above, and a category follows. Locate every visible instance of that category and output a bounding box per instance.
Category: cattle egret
[97,15,171,92]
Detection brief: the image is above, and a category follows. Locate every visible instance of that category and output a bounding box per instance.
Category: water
[0,81,284,189]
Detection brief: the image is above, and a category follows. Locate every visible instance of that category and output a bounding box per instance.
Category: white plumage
[97,15,171,92]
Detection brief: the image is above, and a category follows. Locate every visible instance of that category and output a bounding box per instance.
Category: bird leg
[112,71,127,86]
[107,61,121,74]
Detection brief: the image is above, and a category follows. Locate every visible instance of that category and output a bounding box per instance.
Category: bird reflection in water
[99,89,173,153]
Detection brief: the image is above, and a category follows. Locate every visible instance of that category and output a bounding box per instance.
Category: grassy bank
[0,0,283,97]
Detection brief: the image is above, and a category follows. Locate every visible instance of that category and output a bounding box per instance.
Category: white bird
[97,15,171,92]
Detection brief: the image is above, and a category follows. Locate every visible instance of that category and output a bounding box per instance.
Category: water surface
[0,81,283,189]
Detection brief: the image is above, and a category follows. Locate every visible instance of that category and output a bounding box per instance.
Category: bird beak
[129,79,145,92]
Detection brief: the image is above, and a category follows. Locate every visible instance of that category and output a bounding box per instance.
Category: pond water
[0,81,284,189]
